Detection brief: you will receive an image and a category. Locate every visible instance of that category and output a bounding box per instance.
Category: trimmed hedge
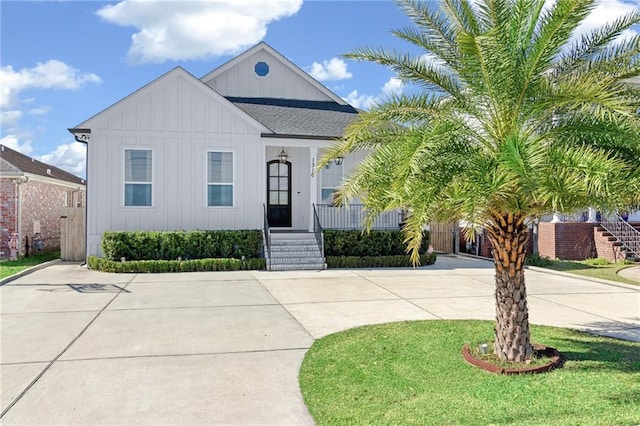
[88,256,265,273]
[327,253,437,269]
[324,230,431,257]
[101,230,263,261]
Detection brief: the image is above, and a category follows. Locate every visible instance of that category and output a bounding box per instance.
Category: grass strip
[0,252,60,279]
[526,256,638,285]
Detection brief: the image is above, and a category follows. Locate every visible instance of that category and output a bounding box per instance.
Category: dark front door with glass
[267,160,292,227]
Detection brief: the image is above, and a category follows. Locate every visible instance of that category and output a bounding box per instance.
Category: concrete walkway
[618,265,640,282]
[1,256,638,425]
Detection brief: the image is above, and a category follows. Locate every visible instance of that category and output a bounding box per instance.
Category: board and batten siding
[82,69,267,257]
[203,50,334,101]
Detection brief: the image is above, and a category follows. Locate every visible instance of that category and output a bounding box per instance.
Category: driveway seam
[1,309,114,316]
[0,273,137,419]
[252,276,317,341]
[47,347,313,363]
[105,303,281,312]
[356,273,444,320]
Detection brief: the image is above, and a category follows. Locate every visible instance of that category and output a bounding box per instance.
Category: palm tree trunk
[486,211,532,362]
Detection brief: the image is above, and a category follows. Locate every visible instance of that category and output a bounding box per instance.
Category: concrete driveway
[1,256,638,425]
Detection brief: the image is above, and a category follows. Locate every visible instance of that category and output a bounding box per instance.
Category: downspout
[68,128,90,264]
[68,186,81,207]
[14,176,29,256]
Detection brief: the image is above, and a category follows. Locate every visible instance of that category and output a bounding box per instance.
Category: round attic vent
[254,61,269,77]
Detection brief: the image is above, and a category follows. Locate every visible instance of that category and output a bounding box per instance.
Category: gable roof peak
[200,42,348,105]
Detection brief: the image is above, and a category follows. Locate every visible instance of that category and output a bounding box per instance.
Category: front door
[267,160,292,227]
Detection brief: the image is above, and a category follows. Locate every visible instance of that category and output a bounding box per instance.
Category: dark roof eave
[68,128,92,134]
[68,128,91,144]
[260,133,341,141]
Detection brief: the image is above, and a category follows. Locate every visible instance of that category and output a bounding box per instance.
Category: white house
[69,42,396,261]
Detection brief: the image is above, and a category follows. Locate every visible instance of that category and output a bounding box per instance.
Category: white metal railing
[312,204,325,264]
[315,204,403,230]
[262,203,271,270]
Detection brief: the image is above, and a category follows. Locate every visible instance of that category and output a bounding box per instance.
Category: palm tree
[322,0,640,362]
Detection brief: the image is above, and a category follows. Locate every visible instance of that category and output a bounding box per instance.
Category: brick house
[0,144,86,259]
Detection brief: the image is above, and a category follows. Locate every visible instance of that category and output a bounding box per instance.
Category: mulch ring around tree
[462,343,563,375]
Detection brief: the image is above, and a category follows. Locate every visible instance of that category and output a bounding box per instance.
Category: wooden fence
[430,222,457,253]
[60,207,85,261]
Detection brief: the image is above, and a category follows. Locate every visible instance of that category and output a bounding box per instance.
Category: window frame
[320,162,343,205]
[206,150,235,208]
[123,148,153,208]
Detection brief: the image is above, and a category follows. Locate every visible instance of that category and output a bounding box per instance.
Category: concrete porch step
[266,231,324,271]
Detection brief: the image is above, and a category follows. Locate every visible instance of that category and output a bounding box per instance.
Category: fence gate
[60,207,85,261]
[430,222,457,253]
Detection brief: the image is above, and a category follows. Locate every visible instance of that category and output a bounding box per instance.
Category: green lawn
[0,252,60,279]
[527,257,638,286]
[299,320,640,426]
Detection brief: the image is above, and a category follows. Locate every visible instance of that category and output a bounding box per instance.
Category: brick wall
[0,179,17,258]
[0,177,85,258]
[459,227,534,260]
[537,222,597,260]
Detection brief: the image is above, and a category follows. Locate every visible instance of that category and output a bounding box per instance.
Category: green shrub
[324,230,431,257]
[101,230,263,261]
[88,256,265,273]
[525,253,553,267]
[327,253,437,268]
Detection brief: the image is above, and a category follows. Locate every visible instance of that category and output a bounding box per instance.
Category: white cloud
[307,57,353,81]
[0,110,23,126]
[28,106,51,115]
[97,0,303,63]
[382,77,404,96]
[0,60,101,108]
[39,142,87,177]
[343,76,405,110]
[0,134,33,155]
[344,90,377,110]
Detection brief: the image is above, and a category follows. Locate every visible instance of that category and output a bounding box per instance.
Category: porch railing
[312,204,325,265]
[262,203,271,270]
[315,204,403,230]
[600,213,640,258]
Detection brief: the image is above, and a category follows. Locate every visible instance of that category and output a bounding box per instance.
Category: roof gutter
[68,128,91,143]
[260,133,340,141]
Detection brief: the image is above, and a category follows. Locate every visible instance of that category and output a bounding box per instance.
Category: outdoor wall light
[277,148,288,163]
[334,156,344,166]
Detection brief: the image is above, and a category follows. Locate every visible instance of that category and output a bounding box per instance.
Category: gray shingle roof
[226,97,359,139]
[0,144,85,185]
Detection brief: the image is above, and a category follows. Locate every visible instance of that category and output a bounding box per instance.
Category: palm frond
[554,10,640,76]
[345,47,462,97]
[395,0,458,54]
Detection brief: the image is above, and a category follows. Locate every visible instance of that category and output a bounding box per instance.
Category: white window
[207,151,233,207]
[321,163,343,204]
[124,149,152,207]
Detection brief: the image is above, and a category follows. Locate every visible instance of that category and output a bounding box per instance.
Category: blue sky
[1,0,639,178]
